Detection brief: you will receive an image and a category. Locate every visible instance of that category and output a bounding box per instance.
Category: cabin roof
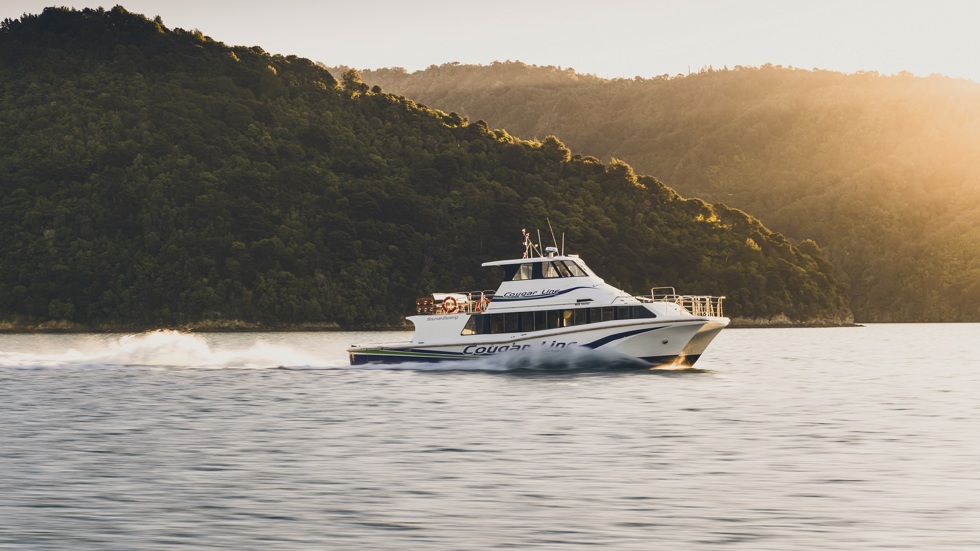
[482,255,582,267]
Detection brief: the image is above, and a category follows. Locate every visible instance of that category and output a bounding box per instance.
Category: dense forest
[0,7,850,331]
[359,62,980,322]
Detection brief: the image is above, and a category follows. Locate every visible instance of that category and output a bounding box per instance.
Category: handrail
[636,289,726,318]
[417,290,496,315]
[422,288,724,317]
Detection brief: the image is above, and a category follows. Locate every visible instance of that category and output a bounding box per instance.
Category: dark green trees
[0,9,851,330]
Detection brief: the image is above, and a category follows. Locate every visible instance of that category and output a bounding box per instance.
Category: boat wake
[0,330,708,374]
[0,330,332,371]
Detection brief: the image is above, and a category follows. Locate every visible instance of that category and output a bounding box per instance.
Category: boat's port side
[349,318,711,367]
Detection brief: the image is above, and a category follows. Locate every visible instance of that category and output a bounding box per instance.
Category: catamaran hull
[348,319,724,368]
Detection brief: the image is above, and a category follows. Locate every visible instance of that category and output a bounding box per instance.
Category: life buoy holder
[475,297,490,312]
[442,296,459,314]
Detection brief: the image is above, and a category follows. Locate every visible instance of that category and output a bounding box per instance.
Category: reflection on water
[1,324,979,550]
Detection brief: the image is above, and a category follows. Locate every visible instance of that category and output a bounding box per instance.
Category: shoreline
[1,317,865,334]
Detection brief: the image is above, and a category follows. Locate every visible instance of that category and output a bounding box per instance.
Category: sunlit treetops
[360,60,980,322]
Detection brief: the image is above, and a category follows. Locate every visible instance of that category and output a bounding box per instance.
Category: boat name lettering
[462,340,579,356]
[542,340,577,349]
[463,344,531,355]
[503,291,539,297]
[502,289,561,298]
[426,315,460,321]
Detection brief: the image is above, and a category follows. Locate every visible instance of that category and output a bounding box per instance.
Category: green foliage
[360,61,980,322]
[340,68,370,95]
[0,9,851,329]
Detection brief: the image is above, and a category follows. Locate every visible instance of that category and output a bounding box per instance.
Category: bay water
[1,324,978,550]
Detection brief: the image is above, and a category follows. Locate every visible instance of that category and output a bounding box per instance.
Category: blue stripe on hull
[581,326,664,349]
[349,350,471,365]
[350,353,453,366]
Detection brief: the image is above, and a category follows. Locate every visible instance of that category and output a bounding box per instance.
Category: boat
[348,230,729,368]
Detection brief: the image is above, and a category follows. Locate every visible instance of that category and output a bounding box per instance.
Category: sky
[4,0,979,82]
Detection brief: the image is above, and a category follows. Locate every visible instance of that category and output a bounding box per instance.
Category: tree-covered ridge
[359,62,980,322]
[0,8,850,330]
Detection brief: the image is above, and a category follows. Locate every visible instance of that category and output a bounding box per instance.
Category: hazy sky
[5,0,979,82]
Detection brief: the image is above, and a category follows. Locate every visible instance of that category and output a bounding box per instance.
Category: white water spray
[0,330,331,370]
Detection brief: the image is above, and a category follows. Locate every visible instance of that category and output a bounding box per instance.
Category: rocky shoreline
[728,314,857,328]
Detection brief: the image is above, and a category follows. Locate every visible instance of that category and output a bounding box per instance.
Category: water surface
[1,324,978,549]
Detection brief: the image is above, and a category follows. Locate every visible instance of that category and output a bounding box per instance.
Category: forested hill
[0,8,850,331]
[358,62,980,322]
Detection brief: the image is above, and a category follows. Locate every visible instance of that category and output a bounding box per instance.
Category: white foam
[0,330,332,370]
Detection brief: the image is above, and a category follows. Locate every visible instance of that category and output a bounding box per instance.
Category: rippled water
[1,324,978,550]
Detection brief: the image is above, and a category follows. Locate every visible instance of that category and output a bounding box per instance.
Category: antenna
[537,230,543,258]
[547,219,558,250]
[522,228,544,258]
[561,232,565,256]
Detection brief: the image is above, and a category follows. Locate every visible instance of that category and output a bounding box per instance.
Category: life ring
[475,297,490,312]
[442,296,458,314]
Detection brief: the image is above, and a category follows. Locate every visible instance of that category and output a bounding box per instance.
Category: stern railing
[416,290,496,315]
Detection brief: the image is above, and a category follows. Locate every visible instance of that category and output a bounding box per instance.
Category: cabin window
[534,310,547,330]
[489,314,505,334]
[512,264,533,281]
[461,315,478,335]
[585,307,618,322]
[630,306,656,319]
[465,305,655,337]
[542,262,560,278]
[521,311,535,332]
[563,261,587,277]
[558,309,587,327]
[561,309,574,327]
[546,310,561,329]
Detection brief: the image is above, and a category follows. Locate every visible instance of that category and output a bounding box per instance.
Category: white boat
[348,231,729,368]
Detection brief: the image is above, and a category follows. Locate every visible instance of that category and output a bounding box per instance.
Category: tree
[340,68,369,95]
[541,135,571,163]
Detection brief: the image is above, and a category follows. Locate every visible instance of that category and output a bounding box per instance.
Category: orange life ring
[475,297,490,312]
[442,296,458,314]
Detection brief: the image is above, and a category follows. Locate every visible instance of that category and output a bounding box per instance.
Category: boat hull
[348,318,725,368]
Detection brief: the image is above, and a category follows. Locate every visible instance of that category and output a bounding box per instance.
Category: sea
[1,324,978,550]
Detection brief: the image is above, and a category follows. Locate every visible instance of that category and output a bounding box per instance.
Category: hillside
[359,62,980,322]
[0,8,850,330]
